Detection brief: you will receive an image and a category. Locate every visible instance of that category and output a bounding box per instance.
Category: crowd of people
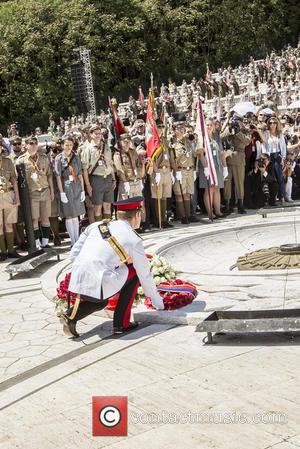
[1,45,300,260]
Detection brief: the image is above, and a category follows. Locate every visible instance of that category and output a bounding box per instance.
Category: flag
[138,86,144,104]
[108,97,126,139]
[195,99,218,186]
[145,91,161,160]
[205,63,211,81]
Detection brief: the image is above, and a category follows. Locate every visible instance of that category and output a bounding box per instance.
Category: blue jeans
[274,159,285,200]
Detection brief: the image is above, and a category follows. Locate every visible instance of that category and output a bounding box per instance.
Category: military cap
[89,124,101,133]
[114,196,144,211]
[172,112,187,125]
[120,133,131,141]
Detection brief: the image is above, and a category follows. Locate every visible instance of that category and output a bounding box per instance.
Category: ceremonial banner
[108,97,126,138]
[195,99,218,186]
[138,85,144,104]
[145,91,161,160]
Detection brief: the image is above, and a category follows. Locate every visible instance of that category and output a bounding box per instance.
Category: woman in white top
[261,117,287,203]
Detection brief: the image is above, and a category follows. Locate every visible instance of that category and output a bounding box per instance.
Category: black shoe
[162,221,174,228]
[17,242,27,251]
[222,202,232,214]
[0,253,7,261]
[41,244,51,249]
[53,236,62,246]
[181,217,190,224]
[189,215,200,223]
[113,321,139,335]
[60,314,79,338]
[7,251,21,259]
[237,200,247,214]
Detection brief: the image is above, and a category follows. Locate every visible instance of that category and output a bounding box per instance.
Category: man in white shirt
[60,196,164,337]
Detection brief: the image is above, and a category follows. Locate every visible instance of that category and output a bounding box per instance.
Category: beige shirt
[16,152,52,192]
[0,156,17,192]
[81,142,114,177]
[170,137,195,170]
[113,148,142,182]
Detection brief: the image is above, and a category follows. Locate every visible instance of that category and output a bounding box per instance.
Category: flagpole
[150,72,162,229]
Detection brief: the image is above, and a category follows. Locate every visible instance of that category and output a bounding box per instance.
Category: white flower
[152,267,160,276]
[137,287,144,295]
[154,276,161,285]
[159,266,166,275]
[160,277,167,283]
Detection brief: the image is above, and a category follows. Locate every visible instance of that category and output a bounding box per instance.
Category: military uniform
[170,137,195,196]
[113,147,143,199]
[221,127,251,213]
[16,150,53,248]
[0,154,19,259]
[16,152,52,221]
[150,135,174,227]
[59,197,164,338]
[0,156,18,226]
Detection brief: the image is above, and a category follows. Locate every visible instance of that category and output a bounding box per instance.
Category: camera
[257,158,265,168]
[228,119,240,135]
[188,134,195,141]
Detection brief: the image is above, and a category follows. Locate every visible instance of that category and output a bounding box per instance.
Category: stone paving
[1,210,300,449]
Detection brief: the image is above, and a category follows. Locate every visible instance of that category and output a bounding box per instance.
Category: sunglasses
[28,141,37,145]
[12,142,21,146]
[269,121,277,124]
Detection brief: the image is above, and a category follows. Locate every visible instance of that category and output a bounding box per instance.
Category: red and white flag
[195,99,218,186]
[138,86,145,104]
[145,91,161,160]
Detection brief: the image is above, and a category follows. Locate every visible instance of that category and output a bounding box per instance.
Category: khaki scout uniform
[170,137,195,195]
[221,128,251,201]
[0,156,18,226]
[16,152,52,220]
[81,142,114,205]
[113,147,143,200]
[150,136,173,199]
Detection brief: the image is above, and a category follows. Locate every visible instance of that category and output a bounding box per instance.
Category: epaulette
[98,220,129,263]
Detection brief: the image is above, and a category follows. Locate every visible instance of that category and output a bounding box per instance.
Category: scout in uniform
[59,197,164,338]
[221,115,251,214]
[113,133,144,199]
[0,145,20,260]
[170,113,196,224]
[16,137,54,249]
[81,125,116,222]
[55,136,86,247]
[150,120,174,228]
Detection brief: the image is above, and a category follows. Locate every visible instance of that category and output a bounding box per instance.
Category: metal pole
[16,163,36,254]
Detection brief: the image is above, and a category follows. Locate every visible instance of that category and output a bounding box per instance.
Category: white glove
[223,167,228,179]
[140,180,143,191]
[151,294,165,310]
[176,171,182,183]
[155,172,161,185]
[60,192,68,204]
[124,182,130,194]
[170,172,175,184]
[80,191,85,202]
[193,170,197,182]
[204,167,210,179]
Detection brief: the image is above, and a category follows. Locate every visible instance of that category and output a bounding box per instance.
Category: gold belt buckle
[186,167,190,170]
[0,189,4,194]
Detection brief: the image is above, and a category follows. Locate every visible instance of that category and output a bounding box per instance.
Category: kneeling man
[61,196,164,337]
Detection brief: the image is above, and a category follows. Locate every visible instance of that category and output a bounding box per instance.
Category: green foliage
[0,0,299,132]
